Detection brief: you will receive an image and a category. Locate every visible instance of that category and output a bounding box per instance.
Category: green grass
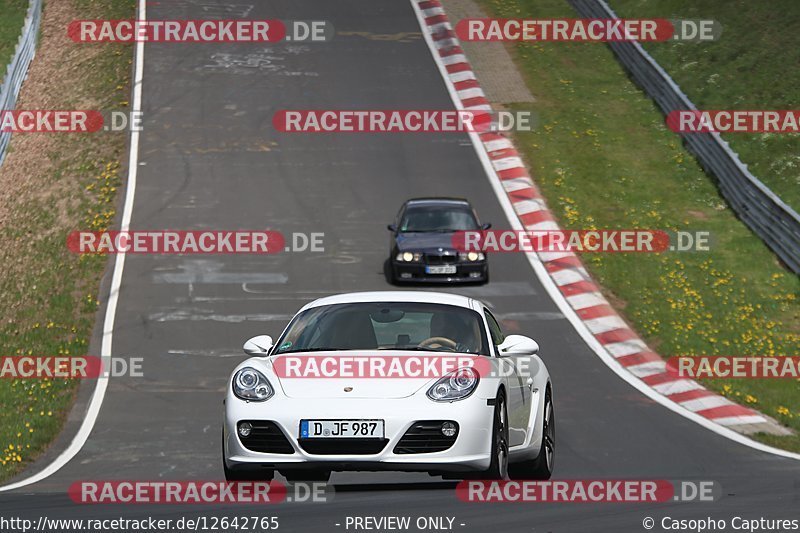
[610,0,800,213]
[0,0,29,72]
[0,0,134,480]
[477,0,800,450]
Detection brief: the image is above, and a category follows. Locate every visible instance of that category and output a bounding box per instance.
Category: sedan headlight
[396,251,423,262]
[232,367,274,402]
[427,367,479,402]
[458,251,485,261]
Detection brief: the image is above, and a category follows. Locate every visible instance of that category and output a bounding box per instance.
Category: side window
[396,206,405,231]
[484,309,505,346]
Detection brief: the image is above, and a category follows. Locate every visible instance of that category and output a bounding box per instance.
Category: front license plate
[425,265,457,275]
[300,420,385,438]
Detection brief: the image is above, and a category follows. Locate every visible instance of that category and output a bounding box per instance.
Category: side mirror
[498,335,539,356]
[243,335,273,357]
[387,224,397,232]
[481,222,492,230]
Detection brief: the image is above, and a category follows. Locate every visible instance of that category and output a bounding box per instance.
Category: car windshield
[273,302,490,355]
[399,205,479,232]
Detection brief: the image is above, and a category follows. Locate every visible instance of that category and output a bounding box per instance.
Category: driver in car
[427,313,483,353]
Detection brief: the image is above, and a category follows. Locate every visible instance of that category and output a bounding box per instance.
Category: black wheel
[384,259,398,285]
[510,387,554,480]
[222,430,274,481]
[483,391,509,480]
[282,470,332,483]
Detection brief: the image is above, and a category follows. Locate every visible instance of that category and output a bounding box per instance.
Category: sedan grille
[238,421,294,454]
[424,253,458,265]
[393,421,458,454]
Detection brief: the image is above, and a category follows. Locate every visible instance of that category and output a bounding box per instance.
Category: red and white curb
[414,0,788,437]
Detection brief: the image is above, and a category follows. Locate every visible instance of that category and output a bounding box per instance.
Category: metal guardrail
[568,0,800,274]
[0,0,43,168]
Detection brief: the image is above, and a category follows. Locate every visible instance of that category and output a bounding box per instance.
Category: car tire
[482,391,509,480]
[384,259,399,285]
[509,387,554,480]
[282,470,332,484]
[222,431,274,481]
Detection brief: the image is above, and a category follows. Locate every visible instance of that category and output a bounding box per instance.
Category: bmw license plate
[425,265,456,275]
[300,420,384,438]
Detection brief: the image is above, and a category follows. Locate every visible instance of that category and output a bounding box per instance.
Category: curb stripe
[559,280,602,296]
[576,304,618,321]
[666,389,716,403]
[652,379,705,395]
[714,415,769,426]
[696,405,759,419]
[616,351,664,366]
[680,396,736,412]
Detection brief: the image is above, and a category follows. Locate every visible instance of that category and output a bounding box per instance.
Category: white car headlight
[426,367,479,402]
[396,251,422,262]
[458,251,485,261]
[233,367,274,401]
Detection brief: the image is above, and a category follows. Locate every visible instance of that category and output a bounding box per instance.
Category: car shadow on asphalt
[331,481,458,492]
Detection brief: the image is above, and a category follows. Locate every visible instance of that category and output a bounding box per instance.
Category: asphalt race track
[3,1,799,532]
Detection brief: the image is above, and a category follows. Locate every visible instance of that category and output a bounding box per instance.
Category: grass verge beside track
[611,0,800,214]
[0,0,29,70]
[0,0,134,481]
[478,0,800,451]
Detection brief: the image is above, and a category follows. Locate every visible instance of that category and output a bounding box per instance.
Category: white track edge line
[0,0,146,491]
[409,0,800,462]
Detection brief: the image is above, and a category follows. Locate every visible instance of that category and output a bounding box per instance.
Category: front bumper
[224,395,494,473]
[391,260,488,283]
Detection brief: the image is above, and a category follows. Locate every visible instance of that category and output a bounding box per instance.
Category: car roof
[299,291,479,312]
[404,197,472,208]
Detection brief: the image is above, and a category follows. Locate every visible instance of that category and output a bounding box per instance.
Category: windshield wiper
[402,229,457,233]
[274,347,342,354]
[278,346,465,354]
[376,346,454,352]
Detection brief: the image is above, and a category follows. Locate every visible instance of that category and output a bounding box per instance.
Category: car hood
[267,350,478,399]
[395,232,457,253]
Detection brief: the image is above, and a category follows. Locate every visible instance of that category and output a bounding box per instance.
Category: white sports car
[222,291,554,482]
